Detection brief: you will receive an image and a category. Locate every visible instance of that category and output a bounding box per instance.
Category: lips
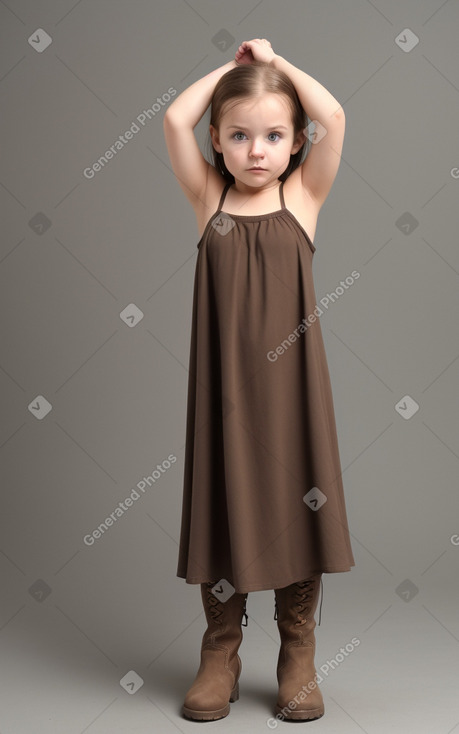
[248,167,266,171]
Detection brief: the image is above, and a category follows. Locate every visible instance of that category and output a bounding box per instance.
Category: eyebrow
[226,124,289,130]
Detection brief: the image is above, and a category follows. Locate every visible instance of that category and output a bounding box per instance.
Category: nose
[249,137,264,159]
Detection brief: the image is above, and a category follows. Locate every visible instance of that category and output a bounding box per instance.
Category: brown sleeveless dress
[177,180,355,593]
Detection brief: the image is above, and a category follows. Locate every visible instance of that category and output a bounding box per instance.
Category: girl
[163,38,355,722]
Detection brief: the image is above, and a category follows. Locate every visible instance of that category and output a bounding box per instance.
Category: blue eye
[231,131,281,142]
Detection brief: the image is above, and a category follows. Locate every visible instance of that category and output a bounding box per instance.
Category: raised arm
[269,53,346,209]
[163,58,237,206]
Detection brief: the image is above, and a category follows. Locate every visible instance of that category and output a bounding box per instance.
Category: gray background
[1,1,459,732]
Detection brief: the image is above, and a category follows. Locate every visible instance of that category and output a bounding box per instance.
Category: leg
[273,574,324,721]
[182,582,248,721]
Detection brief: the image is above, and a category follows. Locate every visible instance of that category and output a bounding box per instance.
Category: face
[210,93,305,190]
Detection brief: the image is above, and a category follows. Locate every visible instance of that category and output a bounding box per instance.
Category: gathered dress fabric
[176,180,355,594]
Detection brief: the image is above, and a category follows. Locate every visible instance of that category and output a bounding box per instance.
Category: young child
[163,38,355,723]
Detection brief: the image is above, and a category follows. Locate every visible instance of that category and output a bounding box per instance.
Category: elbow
[163,108,174,126]
[332,106,345,123]
[163,107,181,131]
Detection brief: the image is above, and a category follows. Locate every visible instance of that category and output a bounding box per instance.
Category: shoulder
[282,168,322,245]
[194,166,228,237]
[283,167,322,216]
[283,167,319,209]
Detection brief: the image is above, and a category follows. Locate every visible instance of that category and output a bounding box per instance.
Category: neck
[231,180,281,196]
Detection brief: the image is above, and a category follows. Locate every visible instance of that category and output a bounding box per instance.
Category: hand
[235,38,276,65]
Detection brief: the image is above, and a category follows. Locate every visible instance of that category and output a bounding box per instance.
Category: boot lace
[205,583,249,626]
[274,575,323,626]
[293,578,315,625]
[205,583,224,624]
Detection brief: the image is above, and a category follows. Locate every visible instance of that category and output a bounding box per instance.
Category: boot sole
[182,682,239,721]
[275,702,324,721]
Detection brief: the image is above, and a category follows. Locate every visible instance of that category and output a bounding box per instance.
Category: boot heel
[229,681,239,702]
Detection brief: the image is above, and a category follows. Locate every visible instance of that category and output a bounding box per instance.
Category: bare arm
[166,58,237,127]
[163,58,237,205]
[269,53,346,208]
[270,54,344,120]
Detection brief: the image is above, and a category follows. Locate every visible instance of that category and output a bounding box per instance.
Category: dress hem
[177,564,355,594]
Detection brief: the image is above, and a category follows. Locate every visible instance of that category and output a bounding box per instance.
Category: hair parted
[206,60,311,184]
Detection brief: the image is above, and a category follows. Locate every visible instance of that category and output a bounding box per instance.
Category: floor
[1,568,458,733]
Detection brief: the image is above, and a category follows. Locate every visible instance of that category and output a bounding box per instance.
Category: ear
[209,124,222,153]
[291,129,306,155]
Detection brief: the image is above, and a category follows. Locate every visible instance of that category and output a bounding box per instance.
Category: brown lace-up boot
[182,582,248,721]
[274,574,324,721]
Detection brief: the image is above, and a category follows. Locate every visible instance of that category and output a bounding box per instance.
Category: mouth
[247,167,266,171]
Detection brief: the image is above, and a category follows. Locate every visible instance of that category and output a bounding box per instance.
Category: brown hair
[206,60,311,184]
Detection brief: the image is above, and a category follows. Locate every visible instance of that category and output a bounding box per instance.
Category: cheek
[278,142,295,160]
[224,145,242,160]
[280,138,294,151]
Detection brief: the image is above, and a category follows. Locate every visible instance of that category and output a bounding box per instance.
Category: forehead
[220,93,292,127]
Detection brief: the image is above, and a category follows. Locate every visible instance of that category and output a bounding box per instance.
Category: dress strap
[216,182,232,213]
[279,180,286,210]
